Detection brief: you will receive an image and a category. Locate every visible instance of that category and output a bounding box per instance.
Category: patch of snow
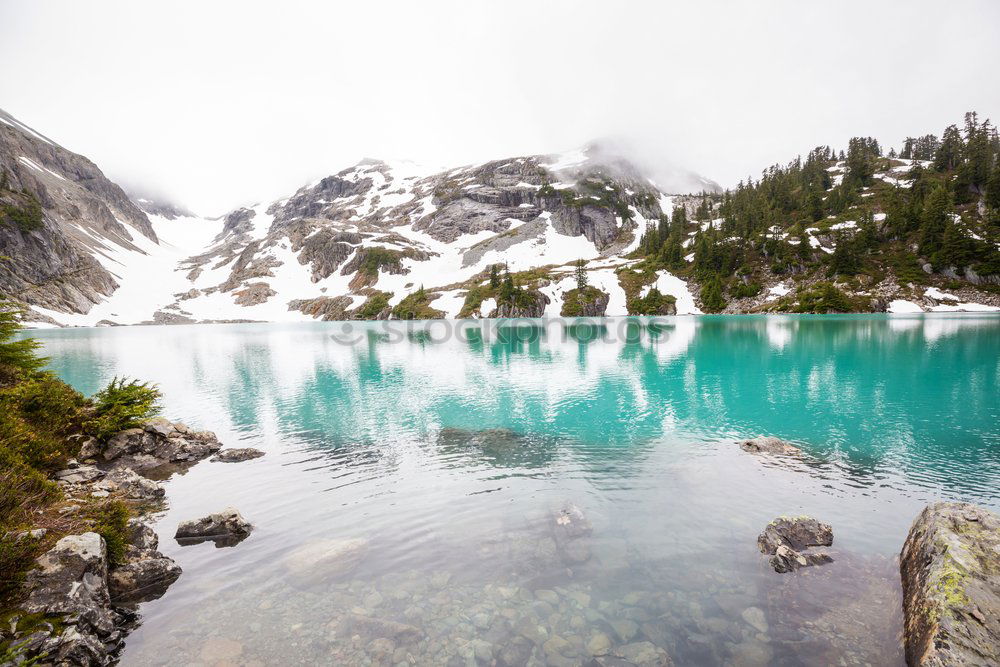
[925,287,958,301]
[766,282,791,300]
[887,300,924,313]
[641,271,701,314]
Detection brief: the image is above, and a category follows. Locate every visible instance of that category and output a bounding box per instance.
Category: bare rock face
[758,516,834,573]
[211,447,266,463]
[739,436,801,456]
[175,507,252,547]
[0,107,156,313]
[899,502,1000,666]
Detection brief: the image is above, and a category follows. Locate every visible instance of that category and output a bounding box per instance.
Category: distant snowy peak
[24,147,713,325]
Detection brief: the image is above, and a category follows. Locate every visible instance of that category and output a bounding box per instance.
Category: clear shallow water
[24,314,1000,666]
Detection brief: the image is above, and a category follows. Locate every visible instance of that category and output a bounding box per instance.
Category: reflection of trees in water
[64,316,989,498]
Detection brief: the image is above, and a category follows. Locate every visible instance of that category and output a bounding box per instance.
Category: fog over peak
[1,0,998,214]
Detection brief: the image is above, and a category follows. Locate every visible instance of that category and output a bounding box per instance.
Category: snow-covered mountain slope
[21,145,709,326]
[0,108,157,317]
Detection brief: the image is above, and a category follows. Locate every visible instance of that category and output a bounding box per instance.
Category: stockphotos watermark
[326,316,691,346]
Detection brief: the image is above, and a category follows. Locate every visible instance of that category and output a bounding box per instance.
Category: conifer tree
[986,163,1000,211]
[489,264,500,289]
[574,260,588,291]
[936,222,971,269]
[700,278,726,313]
[919,185,950,256]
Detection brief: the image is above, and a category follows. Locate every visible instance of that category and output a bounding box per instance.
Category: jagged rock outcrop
[0,108,156,313]
[900,502,1000,666]
[758,516,834,573]
[101,417,222,470]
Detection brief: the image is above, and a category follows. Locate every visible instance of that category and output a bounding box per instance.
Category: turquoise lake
[24,314,1000,666]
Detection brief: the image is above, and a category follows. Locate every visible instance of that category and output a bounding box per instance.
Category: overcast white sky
[2,0,999,214]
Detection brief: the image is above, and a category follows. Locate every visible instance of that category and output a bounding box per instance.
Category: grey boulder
[211,447,265,463]
[175,507,252,547]
[900,502,1000,666]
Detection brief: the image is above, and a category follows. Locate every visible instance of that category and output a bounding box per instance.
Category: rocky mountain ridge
[2,108,998,325]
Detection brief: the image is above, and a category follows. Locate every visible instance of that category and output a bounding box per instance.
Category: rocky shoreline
[5,430,998,666]
[2,418,262,666]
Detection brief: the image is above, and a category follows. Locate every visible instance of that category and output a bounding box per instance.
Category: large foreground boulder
[758,516,834,573]
[175,507,252,547]
[900,502,1000,666]
[23,532,115,637]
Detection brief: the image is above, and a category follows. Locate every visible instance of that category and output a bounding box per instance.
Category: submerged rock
[175,507,252,546]
[283,537,368,586]
[758,516,833,573]
[738,436,801,456]
[211,447,266,463]
[552,502,593,564]
[900,502,1000,666]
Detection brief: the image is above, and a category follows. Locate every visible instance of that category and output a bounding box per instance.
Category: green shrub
[626,287,677,315]
[792,282,863,313]
[0,528,43,603]
[85,377,161,442]
[391,288,444,320]
[1,374,88,471]
[730,281,763,299]
[353,291,391,320]
[86,499,130,566]
[560,286,607,316]
[0,302,47,382]
[1,192,44,233]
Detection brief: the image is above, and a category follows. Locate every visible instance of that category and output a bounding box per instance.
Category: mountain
[2,118,713,325]
[2,109,998,326]
[0,108,157,318]
[634,112,1000,314]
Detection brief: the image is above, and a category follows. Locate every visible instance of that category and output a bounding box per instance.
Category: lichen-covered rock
[758,516,833,573]
[899,502,1000,666]
[738,436,801,456]
[211,447,265,463]
[175,507,252,546]
[23,532,114,637]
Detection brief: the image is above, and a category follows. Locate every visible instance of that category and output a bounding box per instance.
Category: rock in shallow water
[175,507,252,547]
[211,447,266,462]
[738,436,801,456]
[758,515,833,573]
[900,502,1000,666]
